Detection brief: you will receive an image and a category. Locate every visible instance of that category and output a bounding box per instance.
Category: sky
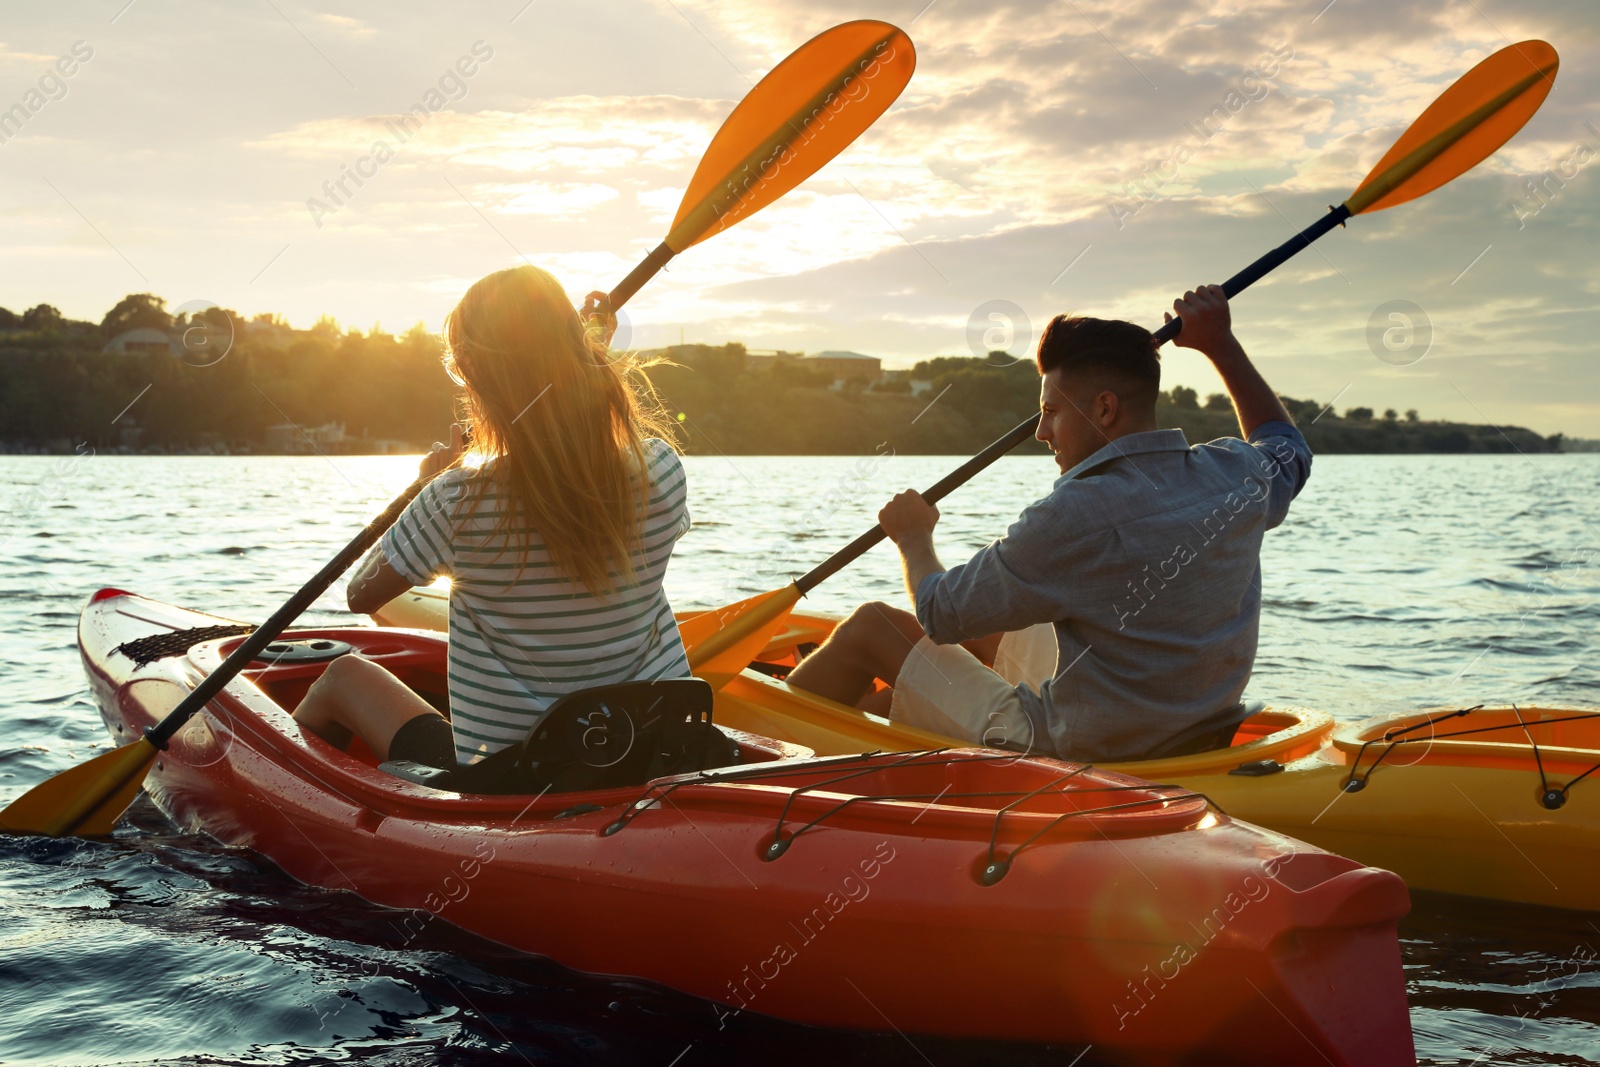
[1,0,1596,434]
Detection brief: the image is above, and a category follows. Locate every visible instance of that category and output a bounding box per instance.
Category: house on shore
[102,328,177,355]
[265,422,346,454]
[802,350,882,386]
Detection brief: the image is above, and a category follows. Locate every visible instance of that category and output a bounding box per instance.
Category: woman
[294,265,690,769]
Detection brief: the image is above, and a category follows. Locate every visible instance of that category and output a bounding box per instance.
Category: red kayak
[78,589,1416,1066]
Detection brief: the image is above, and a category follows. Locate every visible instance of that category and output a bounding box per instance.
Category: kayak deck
[371,583,838,666]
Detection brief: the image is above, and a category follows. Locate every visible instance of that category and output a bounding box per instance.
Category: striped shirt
[381,438,691,764]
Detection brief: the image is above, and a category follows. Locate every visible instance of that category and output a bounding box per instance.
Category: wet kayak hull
[79,591,1417,1066]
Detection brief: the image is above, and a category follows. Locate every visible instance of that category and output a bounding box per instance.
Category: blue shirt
[914,422,1312,761]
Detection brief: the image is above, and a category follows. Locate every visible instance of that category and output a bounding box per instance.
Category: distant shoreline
[1,333,1583,457]
[4,438,1594,459]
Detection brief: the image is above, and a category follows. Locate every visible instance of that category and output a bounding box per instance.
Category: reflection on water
[1,454,1597,1065]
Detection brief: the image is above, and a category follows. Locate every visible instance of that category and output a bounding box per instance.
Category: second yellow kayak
[715,668,1600,912]
[374,588,1600,911]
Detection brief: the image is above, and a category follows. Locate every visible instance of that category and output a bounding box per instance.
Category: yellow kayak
[370,585,840,665]
[375,590,1600,912]
[718,669,1600,912]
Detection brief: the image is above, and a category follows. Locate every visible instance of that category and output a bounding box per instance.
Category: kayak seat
[1141,700,1264,760]
[379,679,736,796]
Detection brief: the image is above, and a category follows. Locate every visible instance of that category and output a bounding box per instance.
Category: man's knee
[837,602,925,681]
[840,601,892,623]
[839,602,921,641]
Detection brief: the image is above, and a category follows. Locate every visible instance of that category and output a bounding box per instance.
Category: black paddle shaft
[608,241,677,312]
[795,414,1042,594]
[1152,203,1352,345]
[144,479,428,748]
[794,201,1357,596]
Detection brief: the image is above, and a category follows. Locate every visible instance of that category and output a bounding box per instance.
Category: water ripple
[1,453,1597,1066]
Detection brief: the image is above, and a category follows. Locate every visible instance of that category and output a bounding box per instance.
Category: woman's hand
[419,422,465,483]
[582,290,618,348]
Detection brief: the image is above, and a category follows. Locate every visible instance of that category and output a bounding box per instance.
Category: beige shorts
[889,636,1035,751]
[992,622,1057,687]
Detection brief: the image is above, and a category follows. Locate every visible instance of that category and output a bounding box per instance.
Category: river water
[1,452,1597,1065]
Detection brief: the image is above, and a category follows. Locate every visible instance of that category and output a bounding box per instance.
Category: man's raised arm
[1166,284,1293,438]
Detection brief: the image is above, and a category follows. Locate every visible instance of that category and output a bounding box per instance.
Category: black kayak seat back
[379,678,734,795]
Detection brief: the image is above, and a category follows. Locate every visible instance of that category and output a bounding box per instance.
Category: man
[785,285,1311,762]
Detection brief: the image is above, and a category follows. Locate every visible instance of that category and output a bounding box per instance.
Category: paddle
[683,38,1559,687]
[681,425,1038,684]
[1152,39,1559,345]
[0,19,917,839]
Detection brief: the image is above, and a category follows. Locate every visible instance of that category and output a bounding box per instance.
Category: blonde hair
[442,265,678,595]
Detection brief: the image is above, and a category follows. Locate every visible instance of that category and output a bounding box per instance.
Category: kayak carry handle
[1280,866,1411,933]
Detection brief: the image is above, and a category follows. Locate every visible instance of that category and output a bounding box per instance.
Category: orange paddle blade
[1347,41,1558,215]
[681,584,803,688]
[665,20,915,251]
[0,738,158,837]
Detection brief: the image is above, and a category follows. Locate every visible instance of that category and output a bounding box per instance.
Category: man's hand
[879,490,939,546]
[1165,284,1293,436]
[583,291,618,348]
[880,490,946,607]
[1165,284,1242,363]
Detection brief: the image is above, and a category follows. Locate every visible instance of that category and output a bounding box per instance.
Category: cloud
[246,96,722,169]
[315,14,376,39]
[1,0,1594,432]
[0,41,57,65]
[493,181,621,217]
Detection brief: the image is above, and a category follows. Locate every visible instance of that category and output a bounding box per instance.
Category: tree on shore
[21,305,65,330]
[101,294,172,338]
[0,293,1567,456]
